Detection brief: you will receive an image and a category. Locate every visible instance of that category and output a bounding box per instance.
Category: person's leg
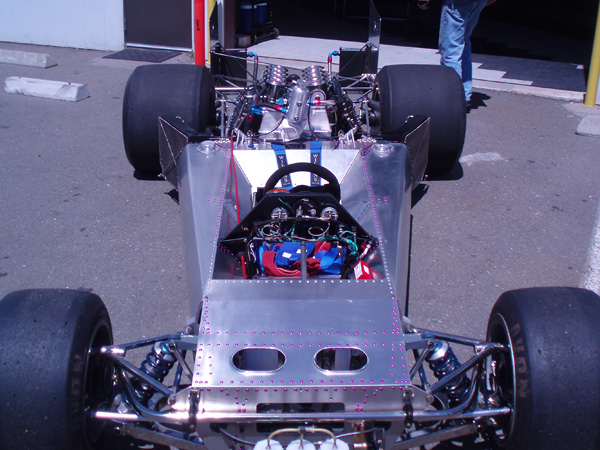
[439,1,467,82]
[461,0,487,102]
[439,0,487,101]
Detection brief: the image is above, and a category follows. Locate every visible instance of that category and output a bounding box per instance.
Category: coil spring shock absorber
[330,79,359,131]
[134,341,176,402]
[426,340,470,406]
[341,97,359,129]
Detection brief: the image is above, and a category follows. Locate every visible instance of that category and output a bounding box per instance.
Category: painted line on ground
[459,152,507,166]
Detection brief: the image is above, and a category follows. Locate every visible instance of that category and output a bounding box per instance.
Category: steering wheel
[263,162,341,201]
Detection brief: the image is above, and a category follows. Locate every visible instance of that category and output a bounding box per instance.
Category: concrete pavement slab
[473,66,533,85]
[473,79,584,102]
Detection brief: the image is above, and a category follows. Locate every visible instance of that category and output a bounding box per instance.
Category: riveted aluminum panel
[192,284,411,413]
[178,142,235,317]
[180,139,415,417]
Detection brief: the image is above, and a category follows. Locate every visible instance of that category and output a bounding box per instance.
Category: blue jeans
[439,0,487,101]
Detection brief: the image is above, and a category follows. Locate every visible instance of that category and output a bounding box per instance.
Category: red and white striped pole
[194,0,205,65]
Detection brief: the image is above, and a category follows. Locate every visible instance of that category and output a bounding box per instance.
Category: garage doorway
[124,0,192,50]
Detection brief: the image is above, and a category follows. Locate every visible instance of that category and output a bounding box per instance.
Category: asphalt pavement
[1,36,600,448]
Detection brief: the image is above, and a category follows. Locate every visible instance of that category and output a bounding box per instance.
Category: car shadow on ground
[133,170,163,181]
[412,161,463,207]
[412,183,429,208]
[167,188,179,204]
[426,162,464,182]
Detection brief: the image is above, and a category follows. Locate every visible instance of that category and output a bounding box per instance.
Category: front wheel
[486,287,600,449]
[0,289,113,450]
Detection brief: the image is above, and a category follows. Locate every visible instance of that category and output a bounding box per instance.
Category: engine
[227,64,360,142]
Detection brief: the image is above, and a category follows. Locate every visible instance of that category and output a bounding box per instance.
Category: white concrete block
[576,115,600,136]
[0,49,57,68]
[4,76,90,102]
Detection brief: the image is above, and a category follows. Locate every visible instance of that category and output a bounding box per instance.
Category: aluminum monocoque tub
[171,137,430,436]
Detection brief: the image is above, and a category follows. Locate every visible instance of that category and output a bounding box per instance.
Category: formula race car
[1,44,599,450]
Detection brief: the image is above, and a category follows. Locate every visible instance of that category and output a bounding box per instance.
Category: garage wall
[0,0,124,51]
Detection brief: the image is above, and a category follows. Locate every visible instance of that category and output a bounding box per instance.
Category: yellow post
[584,0,600,106]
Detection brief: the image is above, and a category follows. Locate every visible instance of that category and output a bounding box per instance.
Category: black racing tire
[486,287,600,449]
[123,64,216,175]
[0,289,113,450]
[374,64,466,174]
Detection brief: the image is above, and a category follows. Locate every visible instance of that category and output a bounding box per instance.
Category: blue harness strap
[272,143,292,189]
[310,141,322,187]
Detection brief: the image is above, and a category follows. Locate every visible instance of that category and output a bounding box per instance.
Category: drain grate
[103,48,181,63]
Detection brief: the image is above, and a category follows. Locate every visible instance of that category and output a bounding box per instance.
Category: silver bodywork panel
[175,138,416,421]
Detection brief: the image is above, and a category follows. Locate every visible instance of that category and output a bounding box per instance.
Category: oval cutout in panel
[232,348,286,372]
[315,348,368,371]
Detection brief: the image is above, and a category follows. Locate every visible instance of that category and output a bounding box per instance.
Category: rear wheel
[123,64,216,175]
[374,64,466,174]
[486,287,600,449]
[0,289,113,450]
